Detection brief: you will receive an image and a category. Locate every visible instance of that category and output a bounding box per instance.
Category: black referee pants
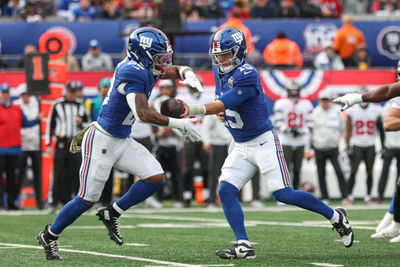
[51,138,81,207]
[0,155,19,209]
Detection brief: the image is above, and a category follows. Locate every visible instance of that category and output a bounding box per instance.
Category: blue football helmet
[127,27,173,76]
[209,27,247,74]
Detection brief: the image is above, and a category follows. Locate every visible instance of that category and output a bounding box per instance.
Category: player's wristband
[179,66,192,80]
[189,104,206,116]
[167,117,183,129]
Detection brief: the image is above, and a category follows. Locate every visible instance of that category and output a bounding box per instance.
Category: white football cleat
[371,223,400,238]
[375,212,394,233]
[390,235,400,243]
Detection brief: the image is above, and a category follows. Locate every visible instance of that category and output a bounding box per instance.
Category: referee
[45,81,88,212]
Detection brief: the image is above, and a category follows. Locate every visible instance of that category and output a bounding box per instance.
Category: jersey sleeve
[118,64,148,94]
[234,67,259,89]
[218,86,258,109]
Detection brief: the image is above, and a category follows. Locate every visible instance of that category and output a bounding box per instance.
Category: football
[160,98,185,118]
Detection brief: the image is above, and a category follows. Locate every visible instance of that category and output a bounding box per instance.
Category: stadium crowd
[1,0,400,22]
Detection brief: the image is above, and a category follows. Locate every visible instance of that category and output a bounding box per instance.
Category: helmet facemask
[396,60,400,82]
[210,45,243,74]
[149,46,173,76]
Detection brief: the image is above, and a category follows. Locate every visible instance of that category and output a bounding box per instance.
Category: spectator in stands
[298,0,336,18]
[226,0,249,19]
[250,0,278,18]
[36,0,55,17]
[57,0,80,20]
[310,90,347,204]
[127,0,155,21]
[98,0,120,19]
[263,31,303,68]
[14,83,44,210]
[180,0,201,22]
[218,0,234,16]
[350,44,375,70]
[377,99,400,203]
[81,39,113,71]
[0,83,40,210]
[202,111,232,208]
[46,81,88,213]
[71,0,97,21]
[19,0,45,22]
[314,42,345,70]
[370,0,400,16]
[332,14,366,66]
[1,0,25,17]
[219,10,255,53]
[272,81,313,190]
[345,86,383,205]
[120,0,135,19]
[277,0,301,18]
[198,0,224,19]
[152,79,184,208]
[17,43,37,69]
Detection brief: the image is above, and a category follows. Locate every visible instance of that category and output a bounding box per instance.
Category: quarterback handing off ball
[160,98,185,118]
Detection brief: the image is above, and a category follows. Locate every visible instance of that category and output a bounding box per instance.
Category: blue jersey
[213,61,274,142]
[97,57,158,138]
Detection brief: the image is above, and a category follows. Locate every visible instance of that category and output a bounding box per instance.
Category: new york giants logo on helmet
[128,27,173,76]
[209,27,247,74]
[231,32,243,44]
[139,36,153,49]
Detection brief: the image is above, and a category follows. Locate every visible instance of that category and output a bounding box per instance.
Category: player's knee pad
[273,187,295,203]
[218,181,238,202]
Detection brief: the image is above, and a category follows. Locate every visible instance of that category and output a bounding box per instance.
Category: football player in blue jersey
[37,27,203,260]
[180,27,354,259]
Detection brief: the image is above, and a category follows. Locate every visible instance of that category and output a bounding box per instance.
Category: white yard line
[0,243,234,267]
[311,263,344,267]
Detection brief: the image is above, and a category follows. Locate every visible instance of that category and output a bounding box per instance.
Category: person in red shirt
[0,83,41,210]
[227,0,250,20]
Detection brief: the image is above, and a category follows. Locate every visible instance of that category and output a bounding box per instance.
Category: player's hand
[168,117,201,142]
[217,112,225,123]
[177,99,190,118]
[333,93,363,111]
[179,70,204,92]
[37,113,44,120]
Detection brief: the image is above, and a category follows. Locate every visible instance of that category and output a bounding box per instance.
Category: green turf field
[0,202,398,267]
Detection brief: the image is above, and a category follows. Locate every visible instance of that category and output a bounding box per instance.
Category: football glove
[168,117,201,142]
[69,122,94,153]
[179,70,204,92]
[333,93,363,111]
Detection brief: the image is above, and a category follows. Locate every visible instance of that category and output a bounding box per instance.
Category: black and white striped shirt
[45,99,88,146]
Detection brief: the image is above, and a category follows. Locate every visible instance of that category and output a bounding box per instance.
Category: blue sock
[388,197,395,214]
[50,196,92,235]
[117,180,165,210]
[218,181,248,241]
[273,187,334,219]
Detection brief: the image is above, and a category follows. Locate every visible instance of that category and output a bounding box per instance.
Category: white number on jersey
[225,109,244,129]
[122,111,136,125]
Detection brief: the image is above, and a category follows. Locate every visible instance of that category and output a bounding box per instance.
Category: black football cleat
[332,207,354,248]
[216,243,256,259]
[37,225,62,260]
[96,205,123,245]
